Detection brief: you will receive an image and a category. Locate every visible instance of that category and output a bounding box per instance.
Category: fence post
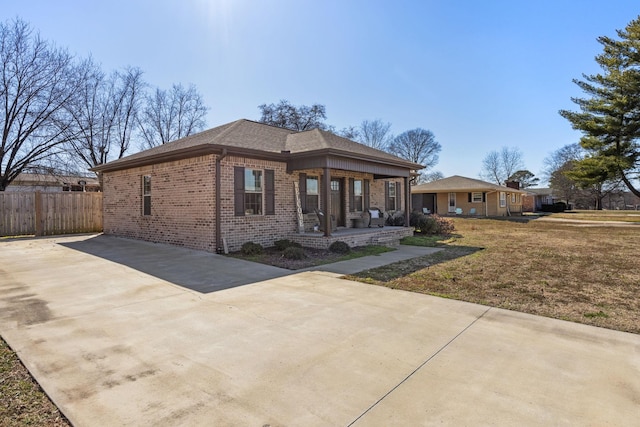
[34,191,43,236]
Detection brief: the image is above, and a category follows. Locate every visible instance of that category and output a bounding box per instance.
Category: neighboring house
[412,175,527,216]
[522,188,557,212]
[5,172,100,192]
[91,119,422,253]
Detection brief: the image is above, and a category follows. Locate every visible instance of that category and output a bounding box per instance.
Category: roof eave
[287,148,423,170]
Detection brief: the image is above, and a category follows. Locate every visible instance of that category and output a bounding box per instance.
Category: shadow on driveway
[59,235,292,293]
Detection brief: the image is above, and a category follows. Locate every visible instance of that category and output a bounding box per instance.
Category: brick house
[412,175,527,216]
[92,119,422,252]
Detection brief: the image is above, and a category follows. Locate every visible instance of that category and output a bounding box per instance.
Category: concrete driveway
[1,234,639,426]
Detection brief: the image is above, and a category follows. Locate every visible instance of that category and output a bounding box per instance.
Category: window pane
[354,195,363,211]
[245,169,262,192]
[245,193,262,215]
[354,180,362,196]
[142,175,151,215]
[306,177,318,195]
[472,192,482,203]
[143,176,151,195]
[143,196,151,216]
[306,194,319,212]
[389,182,396,197]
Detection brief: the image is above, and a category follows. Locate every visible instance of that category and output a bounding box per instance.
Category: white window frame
[500,192,506,208]
[353,179,363,212]
[388,182,397,211]
[306,176,319,212]
[142,175,151,216]
[244,168,263,215]
[472,192,483,203]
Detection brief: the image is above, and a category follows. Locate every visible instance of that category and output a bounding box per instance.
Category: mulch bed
[230,247,351,270]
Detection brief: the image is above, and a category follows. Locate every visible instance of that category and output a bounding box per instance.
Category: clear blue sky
[6,1,640,183]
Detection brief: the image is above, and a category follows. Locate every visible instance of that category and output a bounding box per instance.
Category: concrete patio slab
[1,234,638,426]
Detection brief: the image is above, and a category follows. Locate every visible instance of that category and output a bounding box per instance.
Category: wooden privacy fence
[0,192,103,237]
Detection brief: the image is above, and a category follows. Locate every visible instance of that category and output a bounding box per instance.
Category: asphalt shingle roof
[93,119,421,172]
[412,175,527,193]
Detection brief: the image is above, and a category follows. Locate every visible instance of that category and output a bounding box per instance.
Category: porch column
[404,176,411,227]
[323,166,331,237]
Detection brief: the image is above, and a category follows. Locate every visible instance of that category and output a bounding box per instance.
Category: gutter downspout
[404,176,410,227]
[216,149,228,253]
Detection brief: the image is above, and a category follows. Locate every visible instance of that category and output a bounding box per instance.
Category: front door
[330,178,345,226]
[448,192,456,213]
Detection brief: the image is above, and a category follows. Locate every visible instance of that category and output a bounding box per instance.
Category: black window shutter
[483,192,486,202]
[349,178,355,212]
[299,173,307,213]
[234,166,245,216]
[384,182,390,211]
[396,182,402,209]
[364,179,370,210]
[468,193,472,203]
[265,169,275,215]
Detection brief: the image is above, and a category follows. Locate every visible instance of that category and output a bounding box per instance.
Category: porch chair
[367,208,385,228]
[314,209,337,232]
[422,208,431,214]
[455,208,463,215]
[469,208,477,215]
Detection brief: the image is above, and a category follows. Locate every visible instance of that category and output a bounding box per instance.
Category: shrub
[410,211,431,233]
[433,214,455,235]
[241,241,263,255]
[329,240,351,254]
[410,213,455,235]
[274,239,302,251]
[385,210,405,226]
[282,246,305,260]
[541,202,566,213]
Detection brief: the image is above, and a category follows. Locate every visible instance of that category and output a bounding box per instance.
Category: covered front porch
[288,226,414,249]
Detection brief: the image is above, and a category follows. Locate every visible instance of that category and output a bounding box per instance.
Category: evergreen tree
[560,16,640,197]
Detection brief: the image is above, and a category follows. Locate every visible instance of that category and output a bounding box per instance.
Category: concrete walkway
[1,234,639,426]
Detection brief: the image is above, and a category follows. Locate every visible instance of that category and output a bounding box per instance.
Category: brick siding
[103,154,408,253]
[102,155,216,252]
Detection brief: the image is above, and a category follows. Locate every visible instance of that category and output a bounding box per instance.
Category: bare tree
[389,128,441,183]
[421,170,444,183]
[258,100,328,131]
[338,125,360,140]
[480,147,525,185]
[359,119,393,150]
[65,59,145,170]
[0,18,81,191]
[389,128,441,167]
[138,83,208,148]
[543,143,584,182]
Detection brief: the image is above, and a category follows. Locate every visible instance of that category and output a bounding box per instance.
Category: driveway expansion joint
[347,306,493,426]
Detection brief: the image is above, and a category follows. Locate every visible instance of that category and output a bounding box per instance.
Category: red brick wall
[219,156,295,252]
[102,155,216,252]
[102,153,408,253]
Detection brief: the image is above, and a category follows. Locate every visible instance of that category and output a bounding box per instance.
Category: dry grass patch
[349,218,640,333]
[549,210,640,223]
[0,337,70,426]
